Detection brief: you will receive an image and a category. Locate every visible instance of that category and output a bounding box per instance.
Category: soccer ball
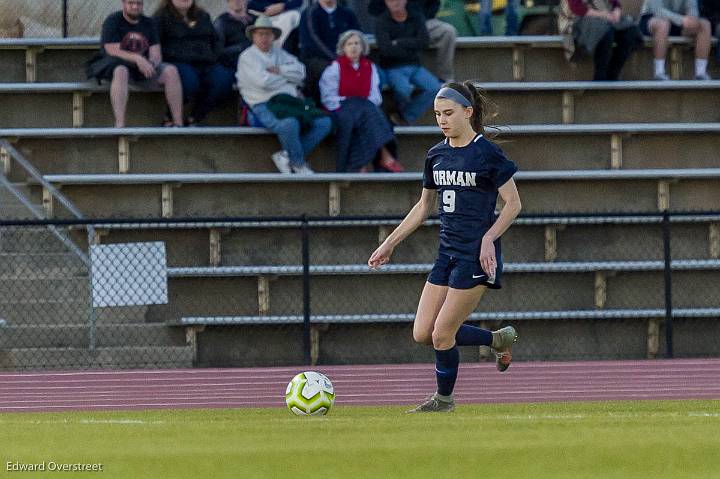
[285,371,335,416]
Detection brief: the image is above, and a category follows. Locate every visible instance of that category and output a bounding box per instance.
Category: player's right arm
[368,188,435,269]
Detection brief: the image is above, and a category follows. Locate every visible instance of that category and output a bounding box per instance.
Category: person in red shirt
[319,30,403,172]
[565,0,642,81]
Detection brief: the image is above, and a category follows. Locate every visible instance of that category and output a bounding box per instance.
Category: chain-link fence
[1,212,719,371]
[1,0,230,38]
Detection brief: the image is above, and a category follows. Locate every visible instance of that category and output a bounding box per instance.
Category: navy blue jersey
[422,134,518,260]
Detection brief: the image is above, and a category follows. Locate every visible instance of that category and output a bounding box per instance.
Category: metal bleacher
[2,80,720,127]
[2,33,720,367]
[35,169,720,218]
[1,35,718,82]
[2,122,720,181]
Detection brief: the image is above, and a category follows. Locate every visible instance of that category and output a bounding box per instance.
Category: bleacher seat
[2,34,720,367]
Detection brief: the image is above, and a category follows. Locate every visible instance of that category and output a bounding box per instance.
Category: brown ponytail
[443,81,498,138]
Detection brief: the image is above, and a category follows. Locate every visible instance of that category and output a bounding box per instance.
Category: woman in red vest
[319,30,404,172]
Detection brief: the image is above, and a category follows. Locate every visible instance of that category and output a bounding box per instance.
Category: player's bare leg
[412,281,449,345]
[408,285,486,413]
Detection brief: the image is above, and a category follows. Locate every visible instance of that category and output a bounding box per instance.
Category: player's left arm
[484,178,521,242]
[479,178,521,276]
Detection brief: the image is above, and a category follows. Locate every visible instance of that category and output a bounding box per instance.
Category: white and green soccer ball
[285,371,335,416]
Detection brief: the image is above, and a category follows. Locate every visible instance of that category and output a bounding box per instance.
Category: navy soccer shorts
[427,252,503,290]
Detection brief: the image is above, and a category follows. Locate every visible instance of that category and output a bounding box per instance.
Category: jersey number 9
[442,190,456,213]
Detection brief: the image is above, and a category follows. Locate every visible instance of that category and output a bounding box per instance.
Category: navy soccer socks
[434,346,460,397]
[455,324,493,346]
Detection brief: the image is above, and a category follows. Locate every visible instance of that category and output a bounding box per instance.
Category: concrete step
[0,225,88,254]
[37,175,720,217]
[0,186,37,220]
[96,220,716,267]
[145,269,720,320]
[0,301,149,325]
[0,252,87,277]
[0,277,90,302]
[0,323,186,349]
[2,39,720,83]
[10,126,720,177]
[0,345,194,370]
[4,86,720,128]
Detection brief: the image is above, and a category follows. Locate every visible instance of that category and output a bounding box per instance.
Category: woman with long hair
[155,0,234,125]
[368,81,522,412]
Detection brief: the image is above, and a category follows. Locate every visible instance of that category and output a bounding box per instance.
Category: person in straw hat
[237,16,332,174]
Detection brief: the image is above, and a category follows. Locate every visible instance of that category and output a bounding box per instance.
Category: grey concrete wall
[193,317,720,366]
[10,130,719,179]
[4,41,720,82]
[4,85,720,129]
[39,177,720,219]
[96,222,713,270]
[138,268,719,324]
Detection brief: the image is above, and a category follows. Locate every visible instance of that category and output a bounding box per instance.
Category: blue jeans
[385,65,441,124]
[479,0,519,36]
[252,102,333,167]
[173,62,234,122]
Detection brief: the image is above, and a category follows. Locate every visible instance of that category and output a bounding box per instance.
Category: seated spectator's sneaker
[653,73,670,81]
[405,393,455,413]
[271,150,292,174]
[292,164,315,175]
[379,157,405,173]
[491,326,517,372]
[695,73,712,80]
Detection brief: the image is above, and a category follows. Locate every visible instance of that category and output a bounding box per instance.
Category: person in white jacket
[237,15,332,174]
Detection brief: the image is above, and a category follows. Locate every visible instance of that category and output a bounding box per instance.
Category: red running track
[1,359,719,413]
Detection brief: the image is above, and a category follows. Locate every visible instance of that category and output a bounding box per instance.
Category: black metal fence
[0,212,719,370]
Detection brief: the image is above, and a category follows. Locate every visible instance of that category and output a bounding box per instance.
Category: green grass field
[2,400,719,478]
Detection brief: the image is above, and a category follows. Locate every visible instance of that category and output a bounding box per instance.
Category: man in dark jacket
[369,0,456,80]
[299,0,361,100]
[214,0,255,70]
[700,0,720,61]
[248,0,303,46]
[375,0,441,124]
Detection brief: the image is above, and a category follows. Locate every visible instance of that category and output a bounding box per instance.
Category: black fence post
[62,0,69,38]
[301,215,311,365]
[662,210,673,358]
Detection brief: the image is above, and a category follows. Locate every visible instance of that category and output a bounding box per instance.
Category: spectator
[299,0,361,100]
[639,0,712,79]
[375,0,442,125]
[248,0,303,47]
[237,16,333,174]
[560,0,642,80]
[214,0,255,70]
[478,0,519,35]
[320,30,404,172]
[154,0,235,125]
[87,0,183,127]
[700,0,720,62]
[369,0,457,81]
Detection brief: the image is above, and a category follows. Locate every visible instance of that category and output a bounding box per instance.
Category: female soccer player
[367,81,522,413]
